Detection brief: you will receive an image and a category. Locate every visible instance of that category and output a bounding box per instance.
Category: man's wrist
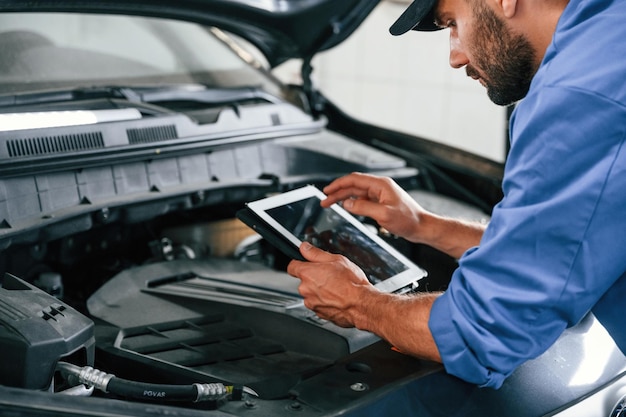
[351,289,391,333]
[414,213,485,259]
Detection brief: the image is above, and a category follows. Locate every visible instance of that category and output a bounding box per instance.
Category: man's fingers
[339,197,386,220]
[287,243,335,278]
[322,173,380,205]
[323,172,377,194]
[321,188,365,207]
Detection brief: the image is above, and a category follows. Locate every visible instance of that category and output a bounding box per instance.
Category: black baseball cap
[389,0,442,35]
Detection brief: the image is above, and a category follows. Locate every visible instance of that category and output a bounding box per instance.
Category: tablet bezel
[246,185,427,293]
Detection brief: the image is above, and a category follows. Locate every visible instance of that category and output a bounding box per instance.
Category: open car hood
[0,0,381,68]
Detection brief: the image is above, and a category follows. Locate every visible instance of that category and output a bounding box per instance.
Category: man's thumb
[299,241,332,262]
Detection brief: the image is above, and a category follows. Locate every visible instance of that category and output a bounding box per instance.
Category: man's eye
[435,19,455,29]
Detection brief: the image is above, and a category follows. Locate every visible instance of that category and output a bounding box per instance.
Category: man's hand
[322,172,430,244]
[288,241,443,363]
[323,173,486,259]
[286,242,376,328]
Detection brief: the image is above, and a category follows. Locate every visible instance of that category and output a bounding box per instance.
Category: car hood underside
[0,0,381,67]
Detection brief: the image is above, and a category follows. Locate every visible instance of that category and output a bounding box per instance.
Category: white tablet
[241,185,427,294]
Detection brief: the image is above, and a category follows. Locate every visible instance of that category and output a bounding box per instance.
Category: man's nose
[449,35,469,69]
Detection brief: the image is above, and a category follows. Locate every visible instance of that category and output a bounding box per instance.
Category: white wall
[273,2,508,162]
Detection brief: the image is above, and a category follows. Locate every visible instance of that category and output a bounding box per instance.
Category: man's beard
[468,0,537,106]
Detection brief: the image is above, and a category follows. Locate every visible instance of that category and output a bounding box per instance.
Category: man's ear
[500,0,518,18]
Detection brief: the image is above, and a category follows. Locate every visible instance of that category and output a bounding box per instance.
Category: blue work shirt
[429,0,626,388]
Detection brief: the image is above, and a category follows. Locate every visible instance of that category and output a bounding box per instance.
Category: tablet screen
[247,185,426,293]
[265,196,409,284]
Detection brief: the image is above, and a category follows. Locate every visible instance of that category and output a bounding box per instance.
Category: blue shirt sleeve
[429,87,626,388]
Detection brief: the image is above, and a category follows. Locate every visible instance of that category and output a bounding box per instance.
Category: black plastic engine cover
[0,273,95,390]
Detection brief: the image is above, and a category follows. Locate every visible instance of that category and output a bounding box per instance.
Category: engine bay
[0,207,458,416]
[0,121,488,415]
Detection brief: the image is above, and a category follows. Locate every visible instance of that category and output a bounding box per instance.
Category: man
[287,0,626,389]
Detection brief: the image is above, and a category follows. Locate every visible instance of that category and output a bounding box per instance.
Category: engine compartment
[0,125,487,415]
[0,192,466,415]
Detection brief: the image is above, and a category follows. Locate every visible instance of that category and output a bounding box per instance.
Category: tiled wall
[274,2,508,162]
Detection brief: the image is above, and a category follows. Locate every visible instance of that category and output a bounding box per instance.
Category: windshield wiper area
[0,85,282,110]
[0,81,320,177]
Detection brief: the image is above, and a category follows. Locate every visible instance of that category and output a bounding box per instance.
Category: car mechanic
[287,0,626,391]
